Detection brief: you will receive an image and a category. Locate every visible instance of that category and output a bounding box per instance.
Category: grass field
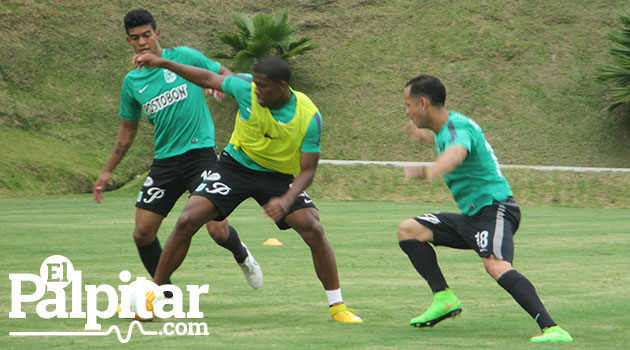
[1,195,628,349]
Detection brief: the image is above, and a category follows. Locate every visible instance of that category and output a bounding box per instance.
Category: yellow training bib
[228,84,317,174]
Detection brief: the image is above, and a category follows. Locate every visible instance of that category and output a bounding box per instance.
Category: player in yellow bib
[131,54,362,323]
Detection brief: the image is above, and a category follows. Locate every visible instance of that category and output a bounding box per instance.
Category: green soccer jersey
[434,111,513,215]
[220,74,322,172]
[119,47,221,159]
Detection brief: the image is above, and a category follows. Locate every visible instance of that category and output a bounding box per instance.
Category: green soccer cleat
[410,288,462,328]
[530,326,573,343]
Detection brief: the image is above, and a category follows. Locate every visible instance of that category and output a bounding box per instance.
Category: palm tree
[211,10,317,72]
[598,9,630,110]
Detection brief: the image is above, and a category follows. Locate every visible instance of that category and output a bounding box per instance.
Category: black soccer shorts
[191,151,317,229]
[413,197,521,263]
[135,147,219,217]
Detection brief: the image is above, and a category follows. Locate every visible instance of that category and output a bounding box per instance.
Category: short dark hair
[405,75,446,107]
[124,9,156,35]
[254,56,291,83]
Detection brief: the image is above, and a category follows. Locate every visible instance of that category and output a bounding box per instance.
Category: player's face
[253,73,289,109]
[126,25,161,56]
[404,86,428,128]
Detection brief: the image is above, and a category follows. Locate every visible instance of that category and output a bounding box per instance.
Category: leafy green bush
[598,8,630,110]
[211,10,317,72]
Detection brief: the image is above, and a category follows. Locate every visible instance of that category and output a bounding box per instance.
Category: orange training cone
[263,238,283,246]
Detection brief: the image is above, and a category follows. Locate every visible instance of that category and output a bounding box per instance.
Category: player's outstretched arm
[132,53,227,92]
[206,65,235,102]
[263,152,319,222]
[404,146,467,182]
[93,119,139,203]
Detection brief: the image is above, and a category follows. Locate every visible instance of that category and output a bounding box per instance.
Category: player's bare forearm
[262,152,319,221]
[404,146,467,182]
[132,53,225,91]
[94,119,138,202]
[103,120,138,172]
[427,146,467,180]
[206,66,231,102]
[218,65,233,76]
[162,60,225,91]
[288,152,319,199]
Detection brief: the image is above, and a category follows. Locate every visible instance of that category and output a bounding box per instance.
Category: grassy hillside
[1,0,630,197]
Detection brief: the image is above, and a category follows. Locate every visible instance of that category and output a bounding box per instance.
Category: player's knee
[174,210,204,238]
[483,256,512,280]
[298,220,325,245]
[133,227,157,246]
[206,220,229,242]
[306,220,324,237]
[398,219,424,241]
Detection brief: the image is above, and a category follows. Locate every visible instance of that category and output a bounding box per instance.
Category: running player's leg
[134,208,166,278]
[398,213,465,327]
[153,195,221,286]
[397,217,448,293]
[154,153,254,286]
[478,199,571,342]
[206,219,262,288]
[182,149,255,283]
[486,254,558,332]
[135,160,187,286]
[284,207,362,323]
[285,208,338,290]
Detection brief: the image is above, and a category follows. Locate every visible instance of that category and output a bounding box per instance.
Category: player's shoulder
[167,47,218,65]
[448,111,469,123]
[293,89,318,112]
[449,111,481,130]
[169,46,199,54]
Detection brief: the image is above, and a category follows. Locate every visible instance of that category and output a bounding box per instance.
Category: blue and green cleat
[530,326,573,343]
[410,288,462,328]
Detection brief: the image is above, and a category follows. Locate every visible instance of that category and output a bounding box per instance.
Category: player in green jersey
[93,9,262,292]
[130,53,362,323]
[398,74,572,343]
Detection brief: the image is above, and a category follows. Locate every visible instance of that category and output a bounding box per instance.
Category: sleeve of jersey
[118,76,142,120]
[221,75,255,122]
[301,111,322,153]
[445,121,472,152]
[222,74,252,98]
[179,46,221,73]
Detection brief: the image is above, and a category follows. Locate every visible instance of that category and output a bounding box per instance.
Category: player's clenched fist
[131,53,162,70]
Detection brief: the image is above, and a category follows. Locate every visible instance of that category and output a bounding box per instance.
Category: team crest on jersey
[164,69,177,83]
[143,176,154,187]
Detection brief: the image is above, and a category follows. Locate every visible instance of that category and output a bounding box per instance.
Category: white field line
[319,160,630,173]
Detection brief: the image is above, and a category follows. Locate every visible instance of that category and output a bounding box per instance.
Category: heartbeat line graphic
[9,320,157,344]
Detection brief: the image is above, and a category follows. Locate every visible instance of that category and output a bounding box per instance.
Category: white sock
[325,288,343,306]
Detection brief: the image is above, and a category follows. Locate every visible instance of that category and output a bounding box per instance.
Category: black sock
[399,239,449,293]
[217,226,248,263]
[497,269,556,330]
[137,238,173,298]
